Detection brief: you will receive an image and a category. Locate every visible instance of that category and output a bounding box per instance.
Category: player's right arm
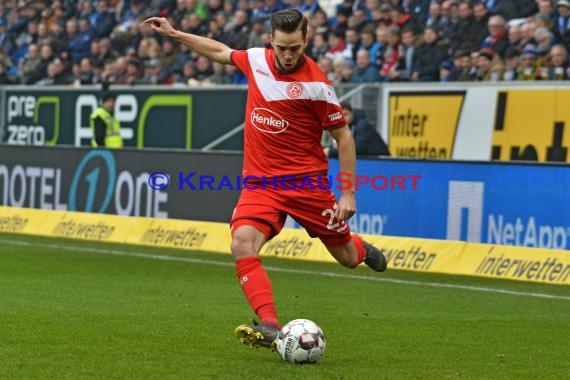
[144,17,233,65]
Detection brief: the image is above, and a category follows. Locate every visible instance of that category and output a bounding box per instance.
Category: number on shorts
[321,203,339,230]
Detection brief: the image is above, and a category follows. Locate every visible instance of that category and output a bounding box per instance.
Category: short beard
[275,55,304,74]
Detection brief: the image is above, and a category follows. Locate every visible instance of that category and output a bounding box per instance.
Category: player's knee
[231,235,257,259]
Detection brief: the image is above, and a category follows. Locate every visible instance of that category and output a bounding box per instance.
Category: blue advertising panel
[286,159,570,250]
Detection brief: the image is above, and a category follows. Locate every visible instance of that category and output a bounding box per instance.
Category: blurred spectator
[352,49,381,82]
[394,26,416,81]
[325,30,346,61]
[555,0,570,48]
[534,26,554,56]
[318,56,335,81]
[494,0,538,21]
[507,23,523,51]
[27,43,55,84]
[160,39,178,71]
[68,18,91,64]
[116,0,145,34]
[226,10,250,49]
[475,47,504,81]
[349,8,369,33]
[380,25,402,80]
[376,3,394,28]
[312,9,331,36]
[19,42,41,84]
[186,13,208,36]
[325,100,390,157]
[359,25,380,66]
[134,58,172,84]
[373,25,387,67]
[412,26,449,81]
[171,43,192,76]
[518,44,542,80]
[207,18,227,44]
[482,15,509,58]
[103,56,128,83]
[311,32,328,60]
[519,21,536,48]
[121,59,143,84]
[195,55,213,80]
[0,59,15,84]
[546,44,570,80]
[342,27,360,61]
[331,56,354,83]
[91,0,116,39]
[404,0,431,26]
[451,1,480,54]
[425,1,442,28]
[206,61,231,84]
[454,49,476,81]
[226,63,248,84]
[439,60,455,82]
[91,59,106,84]
[473,1,491,44]
[502,47,520,81]
[75,57,94,85]
[247,19,266,48]
[537,0,556,23]
[0,17,17,56]
[36,57,73,85]
[174,59,197,85]
[438,0,460,41]
[96,38,118,65]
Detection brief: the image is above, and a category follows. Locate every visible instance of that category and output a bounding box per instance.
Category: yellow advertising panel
[1,206,568,285]
[492,89,570,162]
[461,243,570,284]
[388,92,465,159]
[126,218,231,253]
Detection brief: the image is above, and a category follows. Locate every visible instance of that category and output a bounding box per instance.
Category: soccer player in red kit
[145,9,386,352]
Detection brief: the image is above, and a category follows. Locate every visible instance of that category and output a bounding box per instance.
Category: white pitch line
[2,238,570,301]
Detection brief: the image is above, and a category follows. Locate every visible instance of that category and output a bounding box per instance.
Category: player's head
[340,100,354,125]
[270,9,308,39]
[101,92,116,111]
[270,9,308,73]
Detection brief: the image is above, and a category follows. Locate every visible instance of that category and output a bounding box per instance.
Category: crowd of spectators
[0,0,569,86]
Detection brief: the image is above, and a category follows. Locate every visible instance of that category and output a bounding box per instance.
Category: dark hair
[340,100,352,111]
[102,92,115,102]
[270,9,308,39]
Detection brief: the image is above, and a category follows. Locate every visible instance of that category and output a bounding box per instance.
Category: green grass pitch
[0,233,568,379]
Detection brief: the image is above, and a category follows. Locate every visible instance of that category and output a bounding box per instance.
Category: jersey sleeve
[230,50,251,77]
[318,84,346,130]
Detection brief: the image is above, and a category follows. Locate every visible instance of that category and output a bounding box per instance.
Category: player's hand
[336,193,356,222]
[144,17,175,37]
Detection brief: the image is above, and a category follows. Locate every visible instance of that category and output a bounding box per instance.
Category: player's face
[271,29,307,73]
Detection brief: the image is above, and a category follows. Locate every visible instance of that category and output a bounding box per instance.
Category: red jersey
[230,48,346,179]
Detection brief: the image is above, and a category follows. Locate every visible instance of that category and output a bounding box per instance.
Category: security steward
[90,93,123,148]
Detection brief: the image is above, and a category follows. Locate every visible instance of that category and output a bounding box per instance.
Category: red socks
[236,256,280,329]
[351,234,367,264]
[235,238,365,328]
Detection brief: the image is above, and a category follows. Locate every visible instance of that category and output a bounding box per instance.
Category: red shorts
[230,176,352,247]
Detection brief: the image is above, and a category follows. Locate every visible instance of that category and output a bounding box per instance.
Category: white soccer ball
[276,319,326,364]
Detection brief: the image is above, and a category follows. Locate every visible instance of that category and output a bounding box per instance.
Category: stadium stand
[0,0,568,85]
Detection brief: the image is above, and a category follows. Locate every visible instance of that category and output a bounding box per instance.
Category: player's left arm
[329,125,357,222]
